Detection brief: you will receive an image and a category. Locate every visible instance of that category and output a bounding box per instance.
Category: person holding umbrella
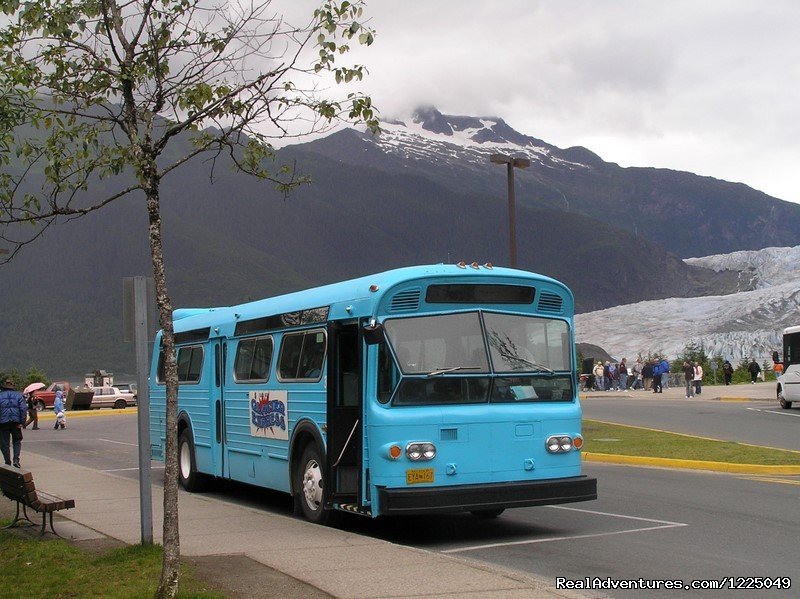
[0,378,27,468]
[23,382,45,430]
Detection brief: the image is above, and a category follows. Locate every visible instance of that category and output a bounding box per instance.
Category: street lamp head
[512,158,531,169]
[489,153,511,164]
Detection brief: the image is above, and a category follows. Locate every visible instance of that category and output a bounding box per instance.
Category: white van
[775,325,800,409]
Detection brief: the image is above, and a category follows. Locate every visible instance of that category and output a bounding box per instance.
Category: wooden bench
[0,464,75,536]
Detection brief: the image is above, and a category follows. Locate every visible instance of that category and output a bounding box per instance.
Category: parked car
[89,386,137,410]
[115,382,138,398]
[31,382,72,411]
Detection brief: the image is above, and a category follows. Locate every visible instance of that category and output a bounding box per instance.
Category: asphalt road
[22,409,800,599]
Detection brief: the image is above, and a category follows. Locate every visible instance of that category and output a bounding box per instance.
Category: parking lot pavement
[12,452,590,599]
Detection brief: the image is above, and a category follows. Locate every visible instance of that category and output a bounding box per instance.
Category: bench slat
[0,466,34,483]
[2,488,39,504]
[0,479,37,494]
[35,491,75,512]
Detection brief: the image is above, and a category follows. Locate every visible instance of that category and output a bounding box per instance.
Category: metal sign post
[123,277,155,545]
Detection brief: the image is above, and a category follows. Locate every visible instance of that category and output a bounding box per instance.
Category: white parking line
[442,505,688,554]
[546,504,688,525]
[97,438,139,446]
[746,407,800,418]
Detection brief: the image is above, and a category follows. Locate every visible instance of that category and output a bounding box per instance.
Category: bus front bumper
[377,475,597,515]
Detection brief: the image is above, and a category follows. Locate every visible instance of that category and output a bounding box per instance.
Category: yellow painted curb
[583,452,800,475]
[718,397,751,402]
[35,408,138,420]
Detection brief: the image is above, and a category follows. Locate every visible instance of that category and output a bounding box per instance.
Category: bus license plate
[406,468,434,485]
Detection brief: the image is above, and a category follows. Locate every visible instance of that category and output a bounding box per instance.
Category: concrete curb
[583,452,800,474]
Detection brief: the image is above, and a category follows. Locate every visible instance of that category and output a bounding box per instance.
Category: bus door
[211,338,227,478]
[326,322,362,507]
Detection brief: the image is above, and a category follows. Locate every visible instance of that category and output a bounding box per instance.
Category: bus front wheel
[178,429,205,492]
[296,444,329,525]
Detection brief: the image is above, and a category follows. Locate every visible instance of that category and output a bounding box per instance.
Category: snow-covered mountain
[373,106,598,175]
[575,246,800,362]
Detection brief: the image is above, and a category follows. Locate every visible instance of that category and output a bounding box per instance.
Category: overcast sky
[287,0,799,204]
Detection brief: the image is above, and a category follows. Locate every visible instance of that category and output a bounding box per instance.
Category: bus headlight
[546,435,576,453]
[406,442,436,461]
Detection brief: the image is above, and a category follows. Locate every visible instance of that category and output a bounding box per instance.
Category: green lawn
[583,419,800,465]
[0,530,224,599]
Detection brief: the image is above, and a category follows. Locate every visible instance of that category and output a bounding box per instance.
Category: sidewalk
[580,381,776,402]
[16,452,586,599]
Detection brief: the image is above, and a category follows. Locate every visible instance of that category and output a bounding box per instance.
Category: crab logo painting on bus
[249,390,289,440]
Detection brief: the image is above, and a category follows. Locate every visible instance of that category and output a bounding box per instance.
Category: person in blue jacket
[660,357,670,390]
[0,378,27,467]
[53,389,66,430]
[651,360,663,393]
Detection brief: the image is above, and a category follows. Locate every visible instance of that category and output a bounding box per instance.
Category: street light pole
[490,153,530,268]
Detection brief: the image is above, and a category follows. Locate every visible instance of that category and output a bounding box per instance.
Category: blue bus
[149,264,597,523]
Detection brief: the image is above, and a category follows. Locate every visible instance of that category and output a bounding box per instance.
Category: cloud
[283,0,800,202]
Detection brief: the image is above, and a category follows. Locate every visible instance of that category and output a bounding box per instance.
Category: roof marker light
[484,262,493,269]
[456,261,467,269]
[470,262,480,269]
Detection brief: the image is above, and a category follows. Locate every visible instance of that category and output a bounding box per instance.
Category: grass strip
[0,528,224,598]
[583,419,800,465]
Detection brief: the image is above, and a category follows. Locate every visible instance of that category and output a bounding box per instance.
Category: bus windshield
[382,311,573,406]
[383,312,490,375]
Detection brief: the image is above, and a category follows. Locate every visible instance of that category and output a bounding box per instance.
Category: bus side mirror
[363,322,385,345]
[772,351,781,364]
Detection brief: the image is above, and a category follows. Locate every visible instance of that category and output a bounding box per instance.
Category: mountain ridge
[1,105,796,375]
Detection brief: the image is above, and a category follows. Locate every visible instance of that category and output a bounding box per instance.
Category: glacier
[575,246,800,363]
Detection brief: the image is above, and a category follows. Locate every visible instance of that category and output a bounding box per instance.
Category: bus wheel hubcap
[302,460,322,510]
[180,443,191,478]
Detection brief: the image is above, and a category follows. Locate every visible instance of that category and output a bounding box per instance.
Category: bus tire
[178,429,205,492]
[778,388,792,409]
[296,444,329,525]
[471,508,505,519]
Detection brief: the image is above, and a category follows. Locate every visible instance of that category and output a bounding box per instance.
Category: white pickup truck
[775,325,800,409]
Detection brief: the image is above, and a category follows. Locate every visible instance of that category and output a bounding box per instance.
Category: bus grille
[440,428,458,441]
[537,291,564,314]
[389,289,421,312]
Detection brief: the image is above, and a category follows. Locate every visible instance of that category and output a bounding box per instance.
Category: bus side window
[278,330,326,381]
[234,336,273,382]
[299,332,325,379]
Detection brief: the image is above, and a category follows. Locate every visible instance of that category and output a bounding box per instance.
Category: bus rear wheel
[296,444,329,525]
[178,429,206,492]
